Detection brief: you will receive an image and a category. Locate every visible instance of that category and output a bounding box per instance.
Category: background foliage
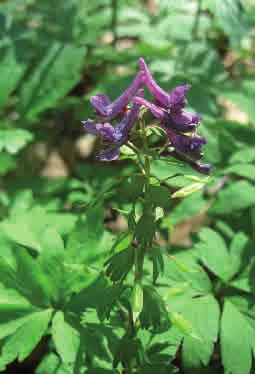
[0,0,255,373]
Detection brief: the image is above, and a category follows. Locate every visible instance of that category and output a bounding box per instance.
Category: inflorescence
[82,58,212,174]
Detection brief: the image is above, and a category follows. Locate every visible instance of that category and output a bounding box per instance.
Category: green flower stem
[126,141,145,173]
[126,141,140,155]
[133,120,155,285]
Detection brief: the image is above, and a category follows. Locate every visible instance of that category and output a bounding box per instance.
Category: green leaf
[0,247,51,307]
[229,148,255,164]
[221,81,255,124]
[122,175,146,201]
[0,285,37,340]
[163,190,207,227]
[149,185,170,208]
[170,312,193,336]
[36,353,60,374]
[52,311,80,365]
[8,189,34,218]
[229,232,248,278]
[66,204,111,265]
[196,228,248,284]
[181,295,220,369]
[37,229,68,304]
[0,47,25,110]
[224,164,255,181]
[0,153,16,176]
[221,300,253,374]
[18,42,85,122]
[113,335,149,369]
[135,212,155,247]
[215,220,235,239]
[140,286,169,329]
[0,309,52,369]
[0,284,33,313]
[3,205,77,252]
[195,228,231,281]
[210,181,255,215]
[0,129,33,154]
[144,325,182,361]
[97,283,124,321]
[214,0,246,49]
[131,282,143,322]
[150,245,164,283]
[105,246,134,283]
[56,364,73,374]
[163,248,212,295]
[70,276,123,321]
[151,159,203,181]
[40,227,64,254]
[43,212,77,236]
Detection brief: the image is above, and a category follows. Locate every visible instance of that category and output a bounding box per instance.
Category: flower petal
[95,123,116,142]
[82,120,116,142]
[139,58,170,108]
[113,89,144,143]
[98,148,120,161]
[90,71,144,121]
[193,163,212,174]
[133,97,198,132]
[133,96,168,123]
[139,58,191,109]
[168,84,191,108]
[82,120,100,135]
[169,151,212,175]
[166,130,206,160]
[90,94,111,116]
[171,109,201,126]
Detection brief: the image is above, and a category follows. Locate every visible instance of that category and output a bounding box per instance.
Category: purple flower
[165,131,212,175]
[163,127,211,173]
[81,57,212,174]
[138,58,201,130]
[90,71,144,121]
[133,96,199,133]
[170,107,201,127]
[170,150,212,175]
[164,130,206,160]
[82,89,144,161]
[194,163,213,175]
[138,58,190,109]
[134,58,212,174]
[98,148,120,162]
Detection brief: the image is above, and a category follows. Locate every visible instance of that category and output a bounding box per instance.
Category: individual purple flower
[138,58,201,129]
[138,57,190,109]
[90,71,144,121]
[170,150,212,175]
[133,97,199,133]
[82,89,144,161]
[161,127,212,173]
[195,163,212,174]
[170,107,201,127]
[164,130,212,175]
[168,133,212,175]
[98,148,120,162]
[164,130,206,160]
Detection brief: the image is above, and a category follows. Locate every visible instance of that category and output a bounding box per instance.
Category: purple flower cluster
[82,71,144,161]
[82,58,212,174]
